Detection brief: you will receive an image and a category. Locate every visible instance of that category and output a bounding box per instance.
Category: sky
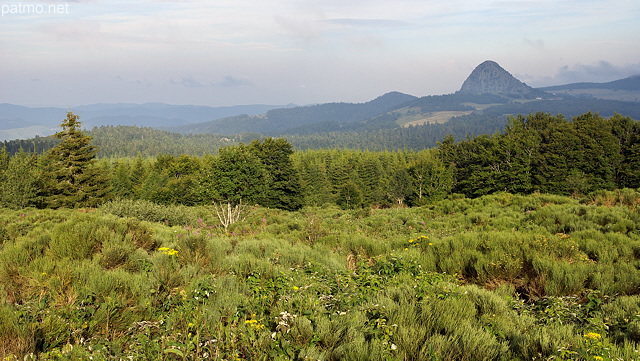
[1,0,639,107]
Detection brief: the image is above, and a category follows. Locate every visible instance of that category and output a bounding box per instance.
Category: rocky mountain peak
[459,60,543,98]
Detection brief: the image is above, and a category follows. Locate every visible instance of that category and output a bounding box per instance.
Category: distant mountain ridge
[0,102,295,141]
[540,75,640,91]
[2,60,640,142]
[536,75,640,103]
[174,91,417,135]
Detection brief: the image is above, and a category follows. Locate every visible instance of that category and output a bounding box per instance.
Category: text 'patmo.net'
[2,2,70,16]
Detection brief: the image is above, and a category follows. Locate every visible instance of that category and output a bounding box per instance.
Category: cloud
[522,38,544,49]
[170,75,252,88]
[552,61,640,83]
[324,18,410,28]
[274,15,323,43]
[216,76,253,88]
[171,76,204,88]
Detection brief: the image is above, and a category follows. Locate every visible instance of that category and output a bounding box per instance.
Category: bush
[100,198,198,226]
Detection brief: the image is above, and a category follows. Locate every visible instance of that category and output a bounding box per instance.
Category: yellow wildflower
[159,247,179,256]
[584,332,602,340]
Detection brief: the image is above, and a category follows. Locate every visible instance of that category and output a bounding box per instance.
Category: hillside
[173,91,417,135]
[538,75,640,102]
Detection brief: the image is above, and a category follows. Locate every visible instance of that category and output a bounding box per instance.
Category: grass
[1,191,640,359]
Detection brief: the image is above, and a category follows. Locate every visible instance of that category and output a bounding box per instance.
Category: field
[2,190,640,360]
[400,111,474,127]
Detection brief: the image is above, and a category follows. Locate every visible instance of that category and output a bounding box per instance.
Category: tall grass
[2,191,640,359]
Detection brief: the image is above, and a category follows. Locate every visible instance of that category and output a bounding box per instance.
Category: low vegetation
[2,190,640,360]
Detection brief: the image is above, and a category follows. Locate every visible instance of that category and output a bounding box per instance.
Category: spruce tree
[42,112,110,208]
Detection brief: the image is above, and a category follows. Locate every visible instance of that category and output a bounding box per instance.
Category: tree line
[440,112,640,197]
[0,111,639,210]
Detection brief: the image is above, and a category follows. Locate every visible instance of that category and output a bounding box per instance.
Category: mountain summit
[459,60,544,98]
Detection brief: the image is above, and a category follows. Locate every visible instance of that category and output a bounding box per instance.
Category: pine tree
[42,112,110,208]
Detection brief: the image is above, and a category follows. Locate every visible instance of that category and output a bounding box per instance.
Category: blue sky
[1,0,639,107]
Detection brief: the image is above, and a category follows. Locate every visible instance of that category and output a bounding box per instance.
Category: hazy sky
[1,0,639,107]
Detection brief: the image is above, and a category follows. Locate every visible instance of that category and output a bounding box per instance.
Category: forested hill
[3,106,640,156]
[173,91,417,135]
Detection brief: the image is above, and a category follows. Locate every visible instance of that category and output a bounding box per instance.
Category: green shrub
[100,198,198,226]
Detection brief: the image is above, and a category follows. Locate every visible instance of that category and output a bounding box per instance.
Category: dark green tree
[611,114,640,188]
[387,168,414,206]
[42,112,110,208]
[110,160,134,199]
[248,138,303,211]
[407,150,453,205]
[337,180,363,209]
[0,149,42,209]
[205,144,266,204]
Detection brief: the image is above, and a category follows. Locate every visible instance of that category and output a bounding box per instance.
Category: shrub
[100,198,198,226]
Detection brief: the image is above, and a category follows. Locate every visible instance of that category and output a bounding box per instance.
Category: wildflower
[292,286,299,290]
[584,332,602,340]
[159,247,179,256]
[594,357,603,361]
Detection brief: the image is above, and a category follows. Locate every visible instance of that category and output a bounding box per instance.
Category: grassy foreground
[2,190,640,360]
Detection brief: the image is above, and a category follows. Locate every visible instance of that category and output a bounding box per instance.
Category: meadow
[2,189,640,360]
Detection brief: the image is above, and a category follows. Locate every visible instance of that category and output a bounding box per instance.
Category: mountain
[538,75,640,102]
[173,91,418,135]
[541,75,640,91]
[3,61,639,144]
[459,60,548,99]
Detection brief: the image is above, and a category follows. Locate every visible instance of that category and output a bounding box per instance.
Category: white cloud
[552,61,640,84]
